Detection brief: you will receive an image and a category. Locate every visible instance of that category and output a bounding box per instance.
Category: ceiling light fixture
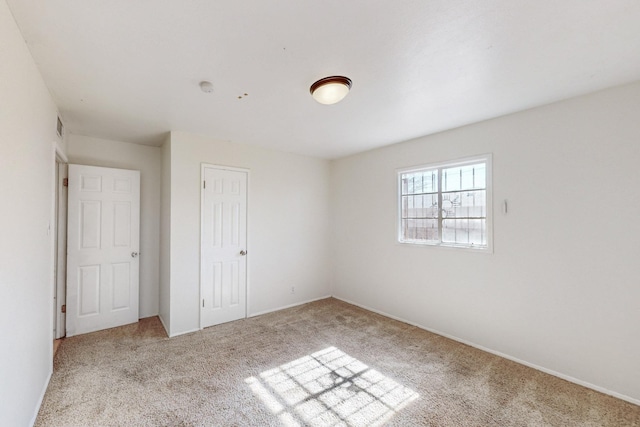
[199,81,214,93]
[310,76,352,105]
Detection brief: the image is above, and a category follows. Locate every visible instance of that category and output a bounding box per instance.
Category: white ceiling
[7,1,640,158]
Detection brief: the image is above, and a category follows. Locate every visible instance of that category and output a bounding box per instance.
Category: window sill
[397,240,493,254]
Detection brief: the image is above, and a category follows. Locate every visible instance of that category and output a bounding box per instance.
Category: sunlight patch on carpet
[245,346,419,426]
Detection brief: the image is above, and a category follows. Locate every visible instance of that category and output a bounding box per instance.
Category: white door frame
[199,163,250,329]
[52,142,68,340]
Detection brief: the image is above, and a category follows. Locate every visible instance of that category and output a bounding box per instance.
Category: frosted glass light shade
[310,76,352,105]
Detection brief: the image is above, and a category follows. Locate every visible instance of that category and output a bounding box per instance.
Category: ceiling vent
[56,116,64,138]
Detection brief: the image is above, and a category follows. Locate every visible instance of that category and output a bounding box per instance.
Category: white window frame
[397,154,493,252]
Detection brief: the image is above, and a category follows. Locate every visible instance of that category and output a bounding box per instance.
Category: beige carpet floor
[36,298,640,426]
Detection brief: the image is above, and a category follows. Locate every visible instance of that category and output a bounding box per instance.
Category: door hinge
[61,304,66,313]
[202,299,205,308]
[203,180,206,189]
[63,178,68,187]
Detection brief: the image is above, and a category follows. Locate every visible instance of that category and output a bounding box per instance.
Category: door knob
[131,252,139,258]
[239,250,247,256]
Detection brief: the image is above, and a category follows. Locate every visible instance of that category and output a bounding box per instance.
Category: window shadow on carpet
[246,346,419,426]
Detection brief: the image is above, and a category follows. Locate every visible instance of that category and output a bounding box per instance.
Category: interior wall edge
[157,314,170,338]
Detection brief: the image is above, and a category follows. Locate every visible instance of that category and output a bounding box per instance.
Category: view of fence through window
[399,160,488,248]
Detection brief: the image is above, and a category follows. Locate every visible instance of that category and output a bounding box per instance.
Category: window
[398,154,491,250]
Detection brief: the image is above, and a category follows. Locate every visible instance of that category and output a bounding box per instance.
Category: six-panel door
[201,166,248,328]
[66,164,140,336]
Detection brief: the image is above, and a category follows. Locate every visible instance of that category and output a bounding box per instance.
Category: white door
[66,165,140,336]
[201,165,248,328]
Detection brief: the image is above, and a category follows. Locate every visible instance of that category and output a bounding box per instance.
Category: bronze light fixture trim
[310,76,352,105]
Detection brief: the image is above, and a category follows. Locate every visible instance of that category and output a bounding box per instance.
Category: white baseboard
[29,370,52,427]
[332,295,640,407]
[140,312,159,320]
[161,296,334,337]
[168,327,200,338]
[158,314,199,338]
[249,295,332,318]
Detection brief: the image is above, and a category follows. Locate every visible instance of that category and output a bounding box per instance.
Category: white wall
[331,81,640,403]
[0,0,60,424]
[3,0,637,416]
[165,131,332,336]
[66,134,161,318]
[159,134,171,332]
